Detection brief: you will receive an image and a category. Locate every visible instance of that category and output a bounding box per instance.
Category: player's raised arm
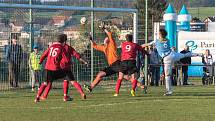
[92,41,105,52]
[39,49,49,64]
[135,44,149,56]
[70,46,88,66]
[104,29,113,41]
[99,22,114,43]
[104,29,117,45]
[141,41,155,48]
[88,34,105,52]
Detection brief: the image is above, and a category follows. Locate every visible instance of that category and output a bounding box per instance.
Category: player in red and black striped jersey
[40,44,88,101]
[114,34,147,96]
[34,34,67,102]
[60,43,88,101]
[38,34,88,102]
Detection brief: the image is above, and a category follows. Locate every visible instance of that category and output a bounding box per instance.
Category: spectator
[6,35,23,88]
[180,45,191,85]
[202,49,213,71]
[137,47,149,94]
[202,49,213,85]
[29,44,43,91]
[149,45,161,86]
[171,47,178,86]
[137,51,145,85]
[160,59,165,85]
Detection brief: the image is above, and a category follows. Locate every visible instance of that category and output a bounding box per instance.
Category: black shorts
[44,69,66,82]
[63,70,75,81]
[101,60,121,77]
[120,60,138,75]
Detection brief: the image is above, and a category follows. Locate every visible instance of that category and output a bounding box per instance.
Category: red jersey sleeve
[136,44,143,51]
[39,49,49,64]
[70,46,81,59]
[136,45,148,55]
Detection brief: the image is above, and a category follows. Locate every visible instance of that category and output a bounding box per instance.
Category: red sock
[73,82,84,95]
[43,81,52,98]
[36,83,47,98]
[132,79,137,91]
[63,80,69,97]
[115,79,122,94]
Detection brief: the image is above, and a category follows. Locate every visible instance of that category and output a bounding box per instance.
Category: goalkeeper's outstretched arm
[88,33,105,52]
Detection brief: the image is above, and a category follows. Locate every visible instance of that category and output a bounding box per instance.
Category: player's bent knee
[70,81,76,84]
[98,71,106,77]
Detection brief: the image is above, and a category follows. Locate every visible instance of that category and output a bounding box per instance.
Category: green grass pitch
[0,85,215,121]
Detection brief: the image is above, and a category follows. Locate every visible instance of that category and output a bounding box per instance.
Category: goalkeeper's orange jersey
[92,32,119,65]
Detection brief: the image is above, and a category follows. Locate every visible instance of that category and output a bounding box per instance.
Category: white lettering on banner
[178,31,215,76]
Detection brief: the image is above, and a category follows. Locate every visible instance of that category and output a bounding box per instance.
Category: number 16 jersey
[40,42,65,71]
[121,41,143,61]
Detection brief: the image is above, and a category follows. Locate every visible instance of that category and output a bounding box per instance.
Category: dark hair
[126,34,133,42]
[159,29,167,38]
[57,34,67,43]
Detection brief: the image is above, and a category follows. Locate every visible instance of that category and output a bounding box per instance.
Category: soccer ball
[80,17,87,25]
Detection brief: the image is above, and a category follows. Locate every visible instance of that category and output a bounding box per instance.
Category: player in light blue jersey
[143,29,202,96]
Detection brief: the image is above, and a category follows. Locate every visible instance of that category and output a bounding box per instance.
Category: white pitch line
[0,98,186,110]
[73,98,187,108]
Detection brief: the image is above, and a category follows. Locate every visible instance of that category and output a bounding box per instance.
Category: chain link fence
[0,2,136,90]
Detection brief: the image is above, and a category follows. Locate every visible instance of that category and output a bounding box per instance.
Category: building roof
[204,16,215,22]
[10,21,25,27]
[50,15,69,25]
[33,18,51,25]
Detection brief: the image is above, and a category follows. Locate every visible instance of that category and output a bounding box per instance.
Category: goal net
[0,3,137,91]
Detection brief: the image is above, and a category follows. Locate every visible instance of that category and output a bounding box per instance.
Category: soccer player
[114,34,147,97]
[34,34,67,102]
[142,29,202,96]
[39,34,88,101]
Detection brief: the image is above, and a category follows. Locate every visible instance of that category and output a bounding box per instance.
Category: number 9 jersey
[39,42,66,71]
[121,41,143,61]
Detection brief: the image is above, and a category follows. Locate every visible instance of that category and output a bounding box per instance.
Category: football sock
[43,81,52,98]
[73,82,84,95]
[132,79,137,91]
[36,83,47,98]
[115,79,122,94]
[63,80,69,97]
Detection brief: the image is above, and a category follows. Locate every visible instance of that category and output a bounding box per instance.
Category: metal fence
[0,3,136,90]
[144,63,215,86]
